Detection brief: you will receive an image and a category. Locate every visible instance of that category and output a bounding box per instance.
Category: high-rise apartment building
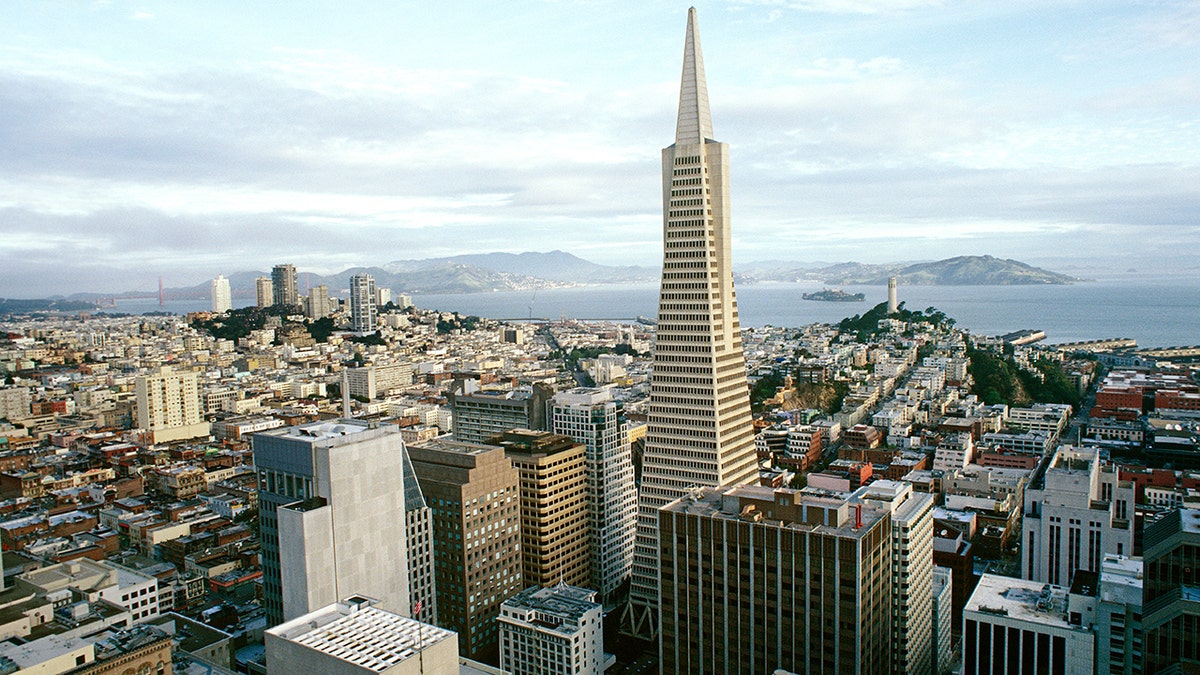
[409,438,523,664]
[452,385,554,444]
[494,430,591,590]
[135,366,210,444]
[210,274,231,313]
[499,585,606,675]
[272,263,298,307]
[253,420,412,626]
[1022,445,1135,586]
[349,273,376,334]
[550,387,637,605]
[255,276,273,308]
[658,485,893,674]
[627,7,760,637]
[306,284,330,319]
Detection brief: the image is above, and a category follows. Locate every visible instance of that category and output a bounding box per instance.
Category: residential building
[306,284,331,320]
[494,430,591,590]
[1022,446,1135,586]
[409,437,523,663]
[135,366,211,444]
[628,7,760,638]
[255,276,273,308]
[549,387,637,604]
[253,420,411,625]
[659,484,893,674]
[211,275,232,313]
[272,263,298,307]
[498,585,605,675]
[350,273,376,334]
[962,574,1095,675]
[347,363,412,401]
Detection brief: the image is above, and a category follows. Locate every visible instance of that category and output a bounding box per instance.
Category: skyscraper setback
[626,7,759,638]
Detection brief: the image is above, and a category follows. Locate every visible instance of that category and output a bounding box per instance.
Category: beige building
[135,366,210,444]
[409,438,522,664]
[628,7,759,638]
[494,430,591,590]
[255,276,273,308]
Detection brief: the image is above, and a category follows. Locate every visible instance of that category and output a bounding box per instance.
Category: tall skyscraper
[550,387,637,605]
[253,420,412,626]
[255,276,273,308]
[210,274,231,313]
[272,263,298,307]
[408,438,523,664]
[135,366,210,444]
[1145,507,1200,672]
[626,7,759,638]
[349,273,376,334]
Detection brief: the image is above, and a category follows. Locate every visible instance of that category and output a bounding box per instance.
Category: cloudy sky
[2,0,1198,296]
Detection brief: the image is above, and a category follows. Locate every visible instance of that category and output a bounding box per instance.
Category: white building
[211,275,232,313]
[499,585,606,675]
[347,363,412,401]
[931,566,954,675]
[350,273,376,334]
[135,366,211,444]
[854,479,935,675]
[16,559,162,624]
[962,574,1095,675]
[1021,446,1135,586]
[266,596,459,675]
[1095,554,1143,675]
[550,388,637,605]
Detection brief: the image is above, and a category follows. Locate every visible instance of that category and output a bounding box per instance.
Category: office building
[1144,507,1200,672]
[1022,446,1135,586]
[272,263,298,307]
[211,274,232,313]
[135,365,211,444]
[409,438,523,664]
[350,273,376,334]
[253,420,411,625]
[931,566,955,675]
[962,574,1095,675]
[265,596,458,675]
[498,585,606,675]
[402,446,439,628]
[256,276,273,308]
[452,385,554,445]
[1095,554,1142,675]
[854,479,935,675]
[659,485,893,674]
[494,430,591,589]
[627,7,760,638]
[307,284,331,319]
[347,363,413,401]
[550,388,637,604]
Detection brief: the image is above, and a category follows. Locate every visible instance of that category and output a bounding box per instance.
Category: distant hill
[385,251,657,284]
[757,255,1077,286]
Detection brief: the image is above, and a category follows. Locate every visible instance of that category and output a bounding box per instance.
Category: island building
[211,274,232,313]
[626,7,760,638]
[350,272,377,334]
[549,387,637,606]
[498,584,607,675]
[409,437,523,664]
[253,420,413,626]
[658,485,893,674]
[271,263,298,307]
[961,574,1095,675]
[1021,445,1135,587]
[493,430,591,590]
[135,365,211,444]
[255,276,273,308]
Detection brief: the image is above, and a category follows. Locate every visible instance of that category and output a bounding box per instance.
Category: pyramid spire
[675,7,713,145]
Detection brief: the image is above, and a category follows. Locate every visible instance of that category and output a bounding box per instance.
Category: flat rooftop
[965,574,1087,631]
